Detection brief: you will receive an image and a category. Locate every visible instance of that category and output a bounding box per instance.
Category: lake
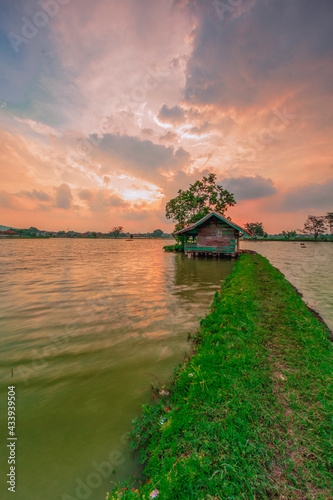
[240,240,333,331]
[1,239,331,500]
[0,239,234,500]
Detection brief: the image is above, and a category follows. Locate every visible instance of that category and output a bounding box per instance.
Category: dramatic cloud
[21,189,52,202]
[159,131,179,143]
[0,190,15,209]
[55,184,73,210]
[77,187,152,213]
[95,133,191,185]
[0,0,332,232]
[109,194,129,207]
[97,133,190,169]
[157,104,186,124]
[184,0,333,109]
[280,179,333,212]
[222,176,277,201]
[78,189,94,202]
[141,128,154,137]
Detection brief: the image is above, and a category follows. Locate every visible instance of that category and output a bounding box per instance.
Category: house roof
[174,211,252,236]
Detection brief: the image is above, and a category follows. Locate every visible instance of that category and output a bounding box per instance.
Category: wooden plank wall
[197,220,236,248]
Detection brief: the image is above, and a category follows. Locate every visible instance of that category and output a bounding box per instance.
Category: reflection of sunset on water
[0,238,235,499]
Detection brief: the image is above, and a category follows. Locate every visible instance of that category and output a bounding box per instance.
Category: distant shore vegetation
[1,211,332,241]
[0,226,173,239]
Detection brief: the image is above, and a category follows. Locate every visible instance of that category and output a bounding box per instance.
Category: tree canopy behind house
[166,173,236,232]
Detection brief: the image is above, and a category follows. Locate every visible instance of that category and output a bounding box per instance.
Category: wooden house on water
[174,211,252,258]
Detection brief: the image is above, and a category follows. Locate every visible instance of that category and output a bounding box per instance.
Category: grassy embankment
[109,254,333,500]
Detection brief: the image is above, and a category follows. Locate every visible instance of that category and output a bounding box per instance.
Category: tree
[166,173,236,232]
[111,226,124,238]
[326,212,333,234]
[152,229,163,238]
[281,230,297,239]
[245,222,265,238]
[302,215,327,240]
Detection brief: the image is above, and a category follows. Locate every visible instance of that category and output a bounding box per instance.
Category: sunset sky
[0,0,332,233]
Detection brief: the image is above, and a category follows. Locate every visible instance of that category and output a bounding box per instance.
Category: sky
[0,0,332,233]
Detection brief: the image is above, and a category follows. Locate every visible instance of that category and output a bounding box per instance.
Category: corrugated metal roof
[174,211,252,236]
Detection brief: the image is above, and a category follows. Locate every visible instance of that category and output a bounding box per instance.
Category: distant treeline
[0,227,173,239]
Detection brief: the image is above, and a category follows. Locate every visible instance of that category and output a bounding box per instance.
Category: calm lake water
[240,240,333,330]
[0,239,235,500]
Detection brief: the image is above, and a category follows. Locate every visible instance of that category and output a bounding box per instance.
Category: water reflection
[175,253,235,285]
[0,239,234,500]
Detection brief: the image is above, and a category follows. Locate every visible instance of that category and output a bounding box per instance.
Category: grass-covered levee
[108,254,333,500]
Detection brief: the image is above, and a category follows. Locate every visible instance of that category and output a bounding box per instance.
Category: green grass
[163,243,184,252]
[108,254,333,500]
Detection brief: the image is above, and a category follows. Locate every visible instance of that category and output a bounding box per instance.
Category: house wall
[197,220,237,249]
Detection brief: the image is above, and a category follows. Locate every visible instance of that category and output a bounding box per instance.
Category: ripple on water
[0,239,235,500]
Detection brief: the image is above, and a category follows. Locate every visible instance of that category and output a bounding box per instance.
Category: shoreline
[108,253,333,499]
[241,249,333,341]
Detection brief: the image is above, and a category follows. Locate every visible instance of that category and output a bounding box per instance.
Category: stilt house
[174,211,252,258]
